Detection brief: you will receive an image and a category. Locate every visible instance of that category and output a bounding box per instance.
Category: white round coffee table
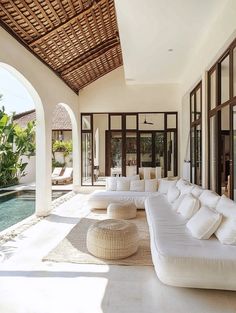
[87,219,139,260]
[107,202,137,219]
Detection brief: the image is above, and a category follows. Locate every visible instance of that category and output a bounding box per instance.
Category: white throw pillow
[187,206,222,239]
[215,195,236,218]
[130,180,145,192]
[191,185,204,198]
[172,194,186,211]
[158,179,176,194]
[128,175,140,181]
[145,179,158,192]
[215,217,236,245]
[180,184,194,195]
[199,190,220,209]
[143,168,151,179]
[116,178,130,191]
[106,177,117,191]
[178,194,200,219]
[167,185,180,203]
[176,178,189,189]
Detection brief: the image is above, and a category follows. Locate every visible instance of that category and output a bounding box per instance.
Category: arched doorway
[0,62,51,217]
[51,103,80,191]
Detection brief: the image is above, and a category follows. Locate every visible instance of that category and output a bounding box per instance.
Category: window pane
[220,106,230,196]
[233,106,236,199]
[196,124,201,185]
[210,71,216,110]
[209,116,217,191]
[167,131,175,177]
[110,115,122,129]
[190,94,195,123]
[191,127,195,183]
[196,88,201,120]
[126,132,137,176]
[167,114,176,128]
[110,132,122,176]
[234,48,236,97]
[93,114,108,186]
[221,55,230,104]
[140,133,152,167]
[155,132,164,178]
[82,115,91,130]
[126,115,137,129]
[82,133,92,185]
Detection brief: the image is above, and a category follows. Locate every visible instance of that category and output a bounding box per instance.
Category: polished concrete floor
[0,193,236,313]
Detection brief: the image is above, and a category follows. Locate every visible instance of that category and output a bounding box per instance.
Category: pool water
[0,190,68,232]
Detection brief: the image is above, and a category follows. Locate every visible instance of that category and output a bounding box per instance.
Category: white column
[72,110,81,191]
[35,106,52,217]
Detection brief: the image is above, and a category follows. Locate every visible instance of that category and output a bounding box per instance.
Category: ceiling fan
[140,115,154,125]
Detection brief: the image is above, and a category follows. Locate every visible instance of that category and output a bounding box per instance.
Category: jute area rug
[43,210,153,266]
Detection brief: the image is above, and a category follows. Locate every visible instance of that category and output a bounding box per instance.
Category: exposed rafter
[0,0,123,93]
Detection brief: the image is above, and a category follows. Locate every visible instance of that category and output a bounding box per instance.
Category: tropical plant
[0,106,36,187]
[52,140,72,156]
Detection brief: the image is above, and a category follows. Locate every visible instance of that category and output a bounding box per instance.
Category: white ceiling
[115,0,228,84]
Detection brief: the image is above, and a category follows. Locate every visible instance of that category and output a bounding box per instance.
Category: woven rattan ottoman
[86,219,139,260]
[107,202,137,219]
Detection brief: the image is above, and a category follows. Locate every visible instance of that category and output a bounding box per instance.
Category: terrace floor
[0,193,236,313]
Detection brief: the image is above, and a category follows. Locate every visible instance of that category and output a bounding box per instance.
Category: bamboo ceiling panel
[0,0,123,92]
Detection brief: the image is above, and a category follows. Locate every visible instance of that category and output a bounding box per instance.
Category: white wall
[19,156,36,184]
[79,67,181,113]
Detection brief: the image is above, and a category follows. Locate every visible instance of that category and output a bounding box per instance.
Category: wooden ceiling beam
[58,36,118,74]
[61,42,120,76]
[29,0,107,47]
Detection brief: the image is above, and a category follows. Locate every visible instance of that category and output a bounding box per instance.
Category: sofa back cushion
[187,206,222,239]
[106,177,117,191]
[215,195,236,218]
[172,194,186,211]
[191,185,204,198]
[178,194,200,219]
[199,190,220,209]
[158,179,176,194]
[215,217,236,245]
[116,177,130,191]
[130,180,145,192]
[167,185,180,203]
[145,179,158,192]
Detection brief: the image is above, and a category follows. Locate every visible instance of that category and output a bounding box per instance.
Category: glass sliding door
[155,132,164,178]
[190,82,202,185]
[126,132,137,177]
[166,131,176,177]
[93,114,108,185]
[196,124,202,185]
[140,132,153,167]
[209,115,217,192]
[233,105,236,199]
[82,132,92,185]
[110,131,123,177]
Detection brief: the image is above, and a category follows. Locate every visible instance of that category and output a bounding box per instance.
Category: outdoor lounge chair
[52,167,73,184]
[51,167,63,178]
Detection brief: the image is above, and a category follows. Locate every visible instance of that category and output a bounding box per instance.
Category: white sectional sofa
[87,190,159,210]
[87,177,236,291]
[146,195,236,291]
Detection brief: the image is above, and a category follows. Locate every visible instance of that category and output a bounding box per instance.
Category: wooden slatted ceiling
[0,0,123,93]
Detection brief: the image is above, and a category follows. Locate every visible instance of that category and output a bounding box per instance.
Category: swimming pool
[0,190,68,232]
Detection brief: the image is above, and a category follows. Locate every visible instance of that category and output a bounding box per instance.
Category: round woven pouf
[107,202,137,219]
[87,219,139,260]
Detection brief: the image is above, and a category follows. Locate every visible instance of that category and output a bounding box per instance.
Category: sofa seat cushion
[145,195,236,290]
[87,190,159,210]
